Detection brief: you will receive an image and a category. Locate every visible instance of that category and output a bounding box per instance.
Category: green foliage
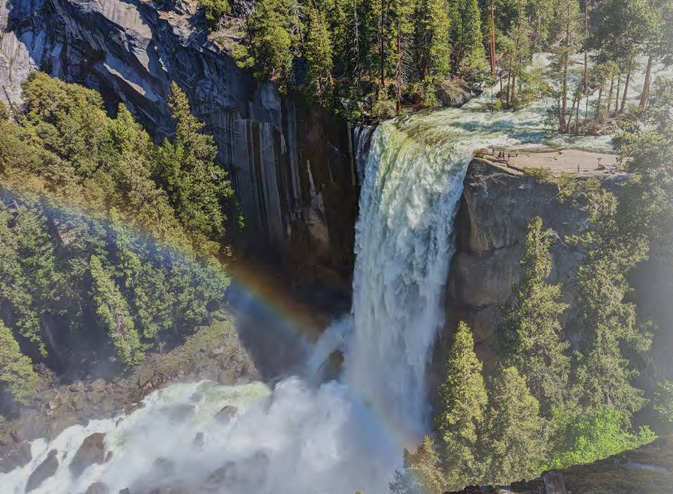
[201,0,230,28]
[483,366,546,484]
[90,255,144,366]
[615,80,673,255]
[305,8,334,104]
[235,0,299,85]
[523,166,554,183]
[654,380,673,427]
[545,407,655,470]
[413,0,452,82]
[503,217,570,414]
[436,322,488,487]
[0,319,39,405]
[0,74,234,371]
[572,188,651,418]
[157,83,235,256]
[449,0,487,76]
[389,436,446,494]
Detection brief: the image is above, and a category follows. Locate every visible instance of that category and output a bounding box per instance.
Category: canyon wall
[0,0,357,278]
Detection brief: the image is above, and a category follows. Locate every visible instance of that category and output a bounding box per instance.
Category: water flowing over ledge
[4,54,672,494]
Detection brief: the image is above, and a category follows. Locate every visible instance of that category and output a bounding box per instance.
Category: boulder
[69,432,106,477]
[153,457,175,476]
[26,449,59,492]
[86,482,111,494]
[214,406,238,425]
[203,461,237,490]
[193,432,205,449]
[0,440,32,473]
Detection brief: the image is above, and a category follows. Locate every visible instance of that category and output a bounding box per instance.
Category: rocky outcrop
[70,432,106,477]
[26,449,59,492]
[436,158,672,393]
[439,160,591,366]
[0,440,32,473]
[0,0,357,278]
[447,435,673,494]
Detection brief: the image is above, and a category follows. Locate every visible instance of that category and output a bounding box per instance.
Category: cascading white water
[3,54,670,494]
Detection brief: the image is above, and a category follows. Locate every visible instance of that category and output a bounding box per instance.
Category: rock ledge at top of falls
[446,435,673,494]
[0,0,358,279]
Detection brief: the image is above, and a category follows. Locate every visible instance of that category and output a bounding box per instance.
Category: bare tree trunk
[620,69,631,113]
[615,73,621,113]
[568,89,579,133]
[506,66,512,107]
[606,74,615,116]
[379,0,386,94]
[396,33,402,114]
[490,3,496,78]
[561,52,569,130]
[593,84,604,134]
[639,54,653,111]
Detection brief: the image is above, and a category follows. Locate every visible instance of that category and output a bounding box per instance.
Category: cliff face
[436,159,672,394]
[440,160,589,365]
[0,0,357,277]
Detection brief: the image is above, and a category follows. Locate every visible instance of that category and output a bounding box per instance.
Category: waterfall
[345,121,470,442]
[2,53,636,494]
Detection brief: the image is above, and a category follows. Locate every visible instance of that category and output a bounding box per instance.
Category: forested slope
[0,74,239,416]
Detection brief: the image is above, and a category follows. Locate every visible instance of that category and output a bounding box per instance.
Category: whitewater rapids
[2,54,671,494]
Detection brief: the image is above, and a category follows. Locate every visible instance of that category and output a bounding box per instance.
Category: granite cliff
[0,0,358,278]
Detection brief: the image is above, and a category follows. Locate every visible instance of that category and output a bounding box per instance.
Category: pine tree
[573,189,650,418]
[639,0,673,109]
[450,0,487,76]
[89,255,144,366]
[436,321,488,487]
[157,83,235,254]
[388,0,414,112]
[591,0,652,112]
[548,0,583,131]
[389,436,446,494]
[305,8,334,104]
[0,319,39,405]
[233,0,299,84]
[501,0,531,107]
[503,217,570,415]
[413,0,451,82]
[484,366,546,484]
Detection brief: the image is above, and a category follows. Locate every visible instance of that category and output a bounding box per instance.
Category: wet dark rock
[153,457,175,476]
[162,404,195,423]
[86,482,111,494]
[214,405,238,424]
[26,449,59,492]
[119,489,131,494]
[542,471,567,493]
[105,450,114,462]
[69,432,106,477]
[203,461,238,490]
[193,432,205,449]
[0,440,32,473]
